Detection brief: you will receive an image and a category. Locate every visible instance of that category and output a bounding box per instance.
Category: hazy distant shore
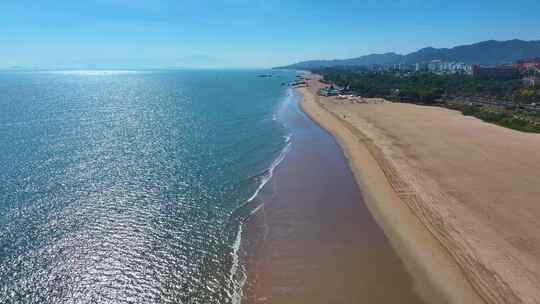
[298,72,540,304]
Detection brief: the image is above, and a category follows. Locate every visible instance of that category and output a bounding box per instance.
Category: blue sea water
[0,69,298,303]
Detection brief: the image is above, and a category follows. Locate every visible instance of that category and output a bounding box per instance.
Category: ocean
[0,69,298,303]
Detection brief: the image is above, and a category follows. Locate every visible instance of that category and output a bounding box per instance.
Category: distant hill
[402,40,540,64]
[279,52,402,70]
[278,39,540,69]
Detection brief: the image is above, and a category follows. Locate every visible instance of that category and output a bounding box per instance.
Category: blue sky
[1,0,540,69]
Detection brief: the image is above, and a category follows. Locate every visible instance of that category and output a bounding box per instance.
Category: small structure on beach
[318,85,341,96]
[291,80,307,87]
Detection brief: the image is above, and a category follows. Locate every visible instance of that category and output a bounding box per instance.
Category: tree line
[312,67,540,132]
[312,67,539,104]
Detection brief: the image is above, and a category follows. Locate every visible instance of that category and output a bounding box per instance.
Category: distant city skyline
[2,0,540,69]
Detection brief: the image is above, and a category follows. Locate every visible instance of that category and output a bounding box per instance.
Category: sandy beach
[241,88,426,303]
[298,73,540,304]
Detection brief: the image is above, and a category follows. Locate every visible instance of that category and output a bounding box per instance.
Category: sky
[1,0,540,69]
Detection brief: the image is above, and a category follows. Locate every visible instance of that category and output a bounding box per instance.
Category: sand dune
[298,73,540,304]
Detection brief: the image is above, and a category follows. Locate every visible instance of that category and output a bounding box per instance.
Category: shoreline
[296,84,483,304]
[297,73,540,304]
[241,86,426,303]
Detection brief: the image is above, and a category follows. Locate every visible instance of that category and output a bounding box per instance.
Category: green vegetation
[313,67,526,103]
[515,89,540,104]
[313,67,540,133]
[446,103,540,133]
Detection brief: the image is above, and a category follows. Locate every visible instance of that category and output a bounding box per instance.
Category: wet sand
[294,73,540,304]
[241,90,425,303]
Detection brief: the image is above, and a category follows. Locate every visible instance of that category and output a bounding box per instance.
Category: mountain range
[278,39,540,69]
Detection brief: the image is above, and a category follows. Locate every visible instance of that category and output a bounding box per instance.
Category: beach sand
[241,87,426,303]
[298,73,540,304]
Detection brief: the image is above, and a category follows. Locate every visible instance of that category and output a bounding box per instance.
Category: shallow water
[0,70,296,303]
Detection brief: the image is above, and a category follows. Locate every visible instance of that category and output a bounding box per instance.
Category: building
[424,60,472,75]
[318,86,341,96]
[472,65,520,79]
[515,58,540,78]
[516,58,540,70]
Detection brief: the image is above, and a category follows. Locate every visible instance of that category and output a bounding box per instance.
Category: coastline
[296,83,483,304]
[241,87,426,303]
[297,73,540,304]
